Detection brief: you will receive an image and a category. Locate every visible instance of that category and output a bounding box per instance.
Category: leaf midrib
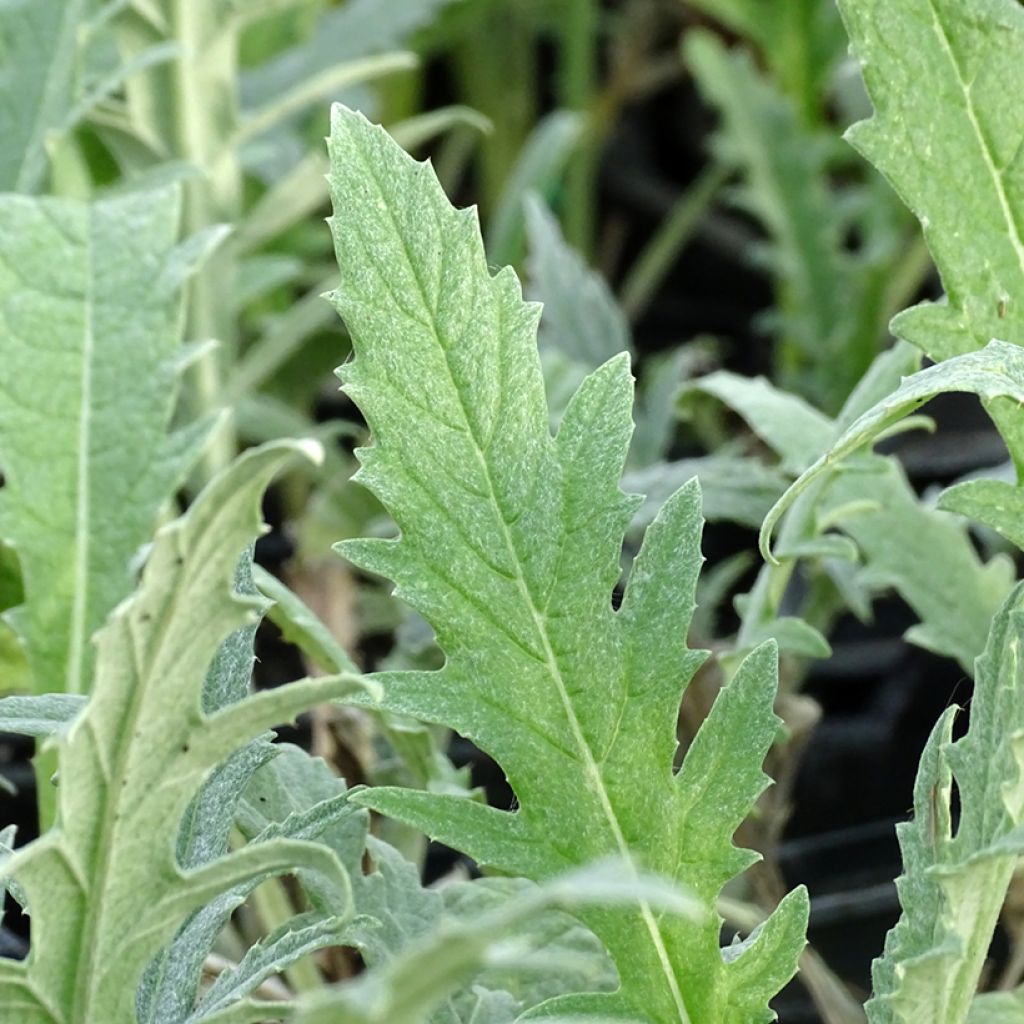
[67,203,94,697]
[926,0,1024,303]
[349,141,694,1023]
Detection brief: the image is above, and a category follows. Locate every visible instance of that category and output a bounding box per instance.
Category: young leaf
[326,105,808,1024]
[0,187,219,698]
[836,0,1024,362]
[867,583,1024,1024]
[0,441,368,1024]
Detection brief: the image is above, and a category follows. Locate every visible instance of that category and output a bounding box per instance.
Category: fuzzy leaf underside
[326,105,807,1024]
[867,583,1024,1024]
[0,187,215,698]
[0,441,369,1024]
[836,0,1024,363]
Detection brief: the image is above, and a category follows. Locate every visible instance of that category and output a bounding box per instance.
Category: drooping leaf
[761,340,1024,563]
[836,0,1024,363]
[0,187,221,698]
[293,862,696,1024]
[866,583,1024,1024]
[325,105,808,1024]
[0,441,370,1024]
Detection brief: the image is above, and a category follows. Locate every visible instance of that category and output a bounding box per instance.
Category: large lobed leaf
[0,186,219,697]
[0,441,366,1024]
[325,105,808,1024]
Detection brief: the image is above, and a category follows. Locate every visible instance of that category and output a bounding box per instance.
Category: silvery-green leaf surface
[326,105,808,1024]
[0,187,218,698]
[761,341,1024,563]
[837,0,1024,363]
[0,0,85,192]
[0,441,370,1024]
[293,862,694,1024]
[867,583,1024,1024]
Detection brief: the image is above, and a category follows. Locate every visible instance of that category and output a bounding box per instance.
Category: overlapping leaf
[0,187,219,698]
[0,441,367,1024]
[325,105,807,1024]
[693,360,1013,670]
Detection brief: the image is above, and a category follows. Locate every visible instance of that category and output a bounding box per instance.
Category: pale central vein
[68,206,94,696]
[455,326,692,1024]
[927,0,1024,291]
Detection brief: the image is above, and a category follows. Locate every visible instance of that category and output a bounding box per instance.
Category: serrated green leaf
[837,0,1024,362]
[0,187,216,699]
[325,105,807,1024]
[0,441,372,1024]
[253,566,473,799]
[867,583,1024,1024]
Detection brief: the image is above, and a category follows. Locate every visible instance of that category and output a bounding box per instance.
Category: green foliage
[0,187,219,698]
[0,0,85,192]
[761,341,1024,562]
[836,0,1024,364]
[325,105,808,1023]
[685,29,910,412]
[0,441,366,1023]
[866,584,1024,1024]
[695,357,1013,671]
